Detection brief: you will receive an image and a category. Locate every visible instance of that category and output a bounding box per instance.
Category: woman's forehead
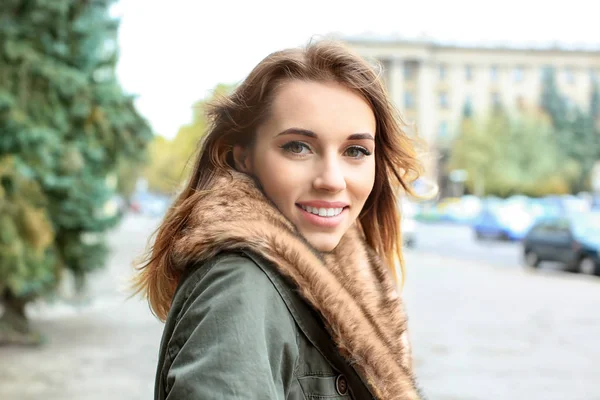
[264,80,376,138]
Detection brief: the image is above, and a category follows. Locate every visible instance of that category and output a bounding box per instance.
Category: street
[406,224,600,400]
[413,222,522,269]
[0,216,599,400]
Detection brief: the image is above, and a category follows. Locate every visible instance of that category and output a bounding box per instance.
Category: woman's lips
[296,204,348,228]
[296,200,349,209]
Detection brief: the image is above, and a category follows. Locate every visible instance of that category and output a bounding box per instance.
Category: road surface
[0,216,598,400]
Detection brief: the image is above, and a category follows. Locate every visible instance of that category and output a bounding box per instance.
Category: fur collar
[172,171,422,400]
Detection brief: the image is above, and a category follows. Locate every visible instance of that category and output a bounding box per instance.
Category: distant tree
[449,110,574,197]
[569,109,600,192]
[540,66,599,192]
[591,79,600,122]
[116,158,145,201]
[540,67,569,130]
[0,156,55,344]
[0,0,152,344]
[143,136,181,194]
[144,84,236,194]
[501,112,579,196]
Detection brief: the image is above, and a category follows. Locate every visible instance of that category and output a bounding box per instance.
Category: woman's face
[235,80,376,252]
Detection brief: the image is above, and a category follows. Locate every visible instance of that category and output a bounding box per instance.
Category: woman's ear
[232,145,252,173]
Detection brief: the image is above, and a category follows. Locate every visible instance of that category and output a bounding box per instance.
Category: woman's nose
[312,158,346,193]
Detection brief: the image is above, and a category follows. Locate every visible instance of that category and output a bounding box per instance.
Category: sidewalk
[0,215,163,400]
[0,298,162,400]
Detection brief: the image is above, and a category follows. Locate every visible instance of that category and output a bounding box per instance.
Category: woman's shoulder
[157,251,302,399]
[169,251,292,324]
[176,251,276,294]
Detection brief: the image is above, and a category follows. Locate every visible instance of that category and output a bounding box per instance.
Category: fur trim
[172,172,422,399]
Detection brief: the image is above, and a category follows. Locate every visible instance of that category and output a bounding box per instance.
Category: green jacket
[154,251,374,399]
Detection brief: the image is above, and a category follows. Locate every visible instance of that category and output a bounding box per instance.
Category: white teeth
[300,205,344,217]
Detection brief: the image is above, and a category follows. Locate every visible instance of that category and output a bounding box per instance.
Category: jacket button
[335,374,349,395]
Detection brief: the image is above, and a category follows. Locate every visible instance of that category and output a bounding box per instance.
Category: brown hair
[133,40,423,320]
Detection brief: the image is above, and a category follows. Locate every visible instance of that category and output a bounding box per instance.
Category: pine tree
[540,66,599,192]
[591,78,600,122]
[0,0,152,344]
[590,79,600,164]
[540,67,569,131]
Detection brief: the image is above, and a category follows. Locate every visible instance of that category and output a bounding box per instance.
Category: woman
[134,40,425,400]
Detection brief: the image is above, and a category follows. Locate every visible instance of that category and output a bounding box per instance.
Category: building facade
[345,38,600,187]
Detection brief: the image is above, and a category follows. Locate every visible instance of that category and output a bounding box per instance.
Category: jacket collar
[172,171,423,400]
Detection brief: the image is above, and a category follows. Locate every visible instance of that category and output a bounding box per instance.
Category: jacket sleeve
[162,254,300,399]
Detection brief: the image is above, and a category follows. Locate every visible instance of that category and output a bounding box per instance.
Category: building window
[463,95,474,117]
[490,65,499,82]
[565,67,575,85]
[513,66,524,82]
[404,61,417,81]
[439,64,447,80]
[438,121,449,140]
[404,92,415,109]
[465,64,473,81]
[439,92,449,109]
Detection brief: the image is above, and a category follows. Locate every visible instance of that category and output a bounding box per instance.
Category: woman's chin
[302,231,343,253]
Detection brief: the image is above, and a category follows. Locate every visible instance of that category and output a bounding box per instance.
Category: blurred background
[1,1,599,399]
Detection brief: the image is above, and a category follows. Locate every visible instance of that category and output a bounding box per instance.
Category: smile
[299,205,344,217]
[295,203,349,229]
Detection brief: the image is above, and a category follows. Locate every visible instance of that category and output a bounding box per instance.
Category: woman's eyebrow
[276,128,374,141]
[276,128,318,138]
[347,133,374,141]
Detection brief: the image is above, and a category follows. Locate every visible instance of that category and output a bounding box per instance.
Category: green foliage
[0,1,152,313]
[540,66,600,192]
[144,84,236,194]
[449,110,575,197]
[0,156,57,300]
[540,67,569,130]
[116,159,143,200]
[591,79,600,121]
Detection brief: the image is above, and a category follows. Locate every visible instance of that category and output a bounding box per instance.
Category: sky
[113,0,600,139]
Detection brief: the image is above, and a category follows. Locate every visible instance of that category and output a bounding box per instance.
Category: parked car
[591,194,600,210]
[473,199,533,241]
[522,212,600,275]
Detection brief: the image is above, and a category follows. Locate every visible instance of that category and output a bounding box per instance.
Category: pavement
[0,215,599,400]
[0,215,163,400]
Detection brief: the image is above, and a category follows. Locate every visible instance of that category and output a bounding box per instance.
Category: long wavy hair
[133,40,424,320]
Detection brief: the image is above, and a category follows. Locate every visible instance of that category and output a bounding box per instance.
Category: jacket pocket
[297,374,352,399]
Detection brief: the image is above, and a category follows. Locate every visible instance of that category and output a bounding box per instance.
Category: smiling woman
[133,40,425,400]
[233,80,377,251]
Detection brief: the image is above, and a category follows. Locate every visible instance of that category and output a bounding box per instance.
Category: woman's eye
[344,146,371,159]
[282,141,310,155]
